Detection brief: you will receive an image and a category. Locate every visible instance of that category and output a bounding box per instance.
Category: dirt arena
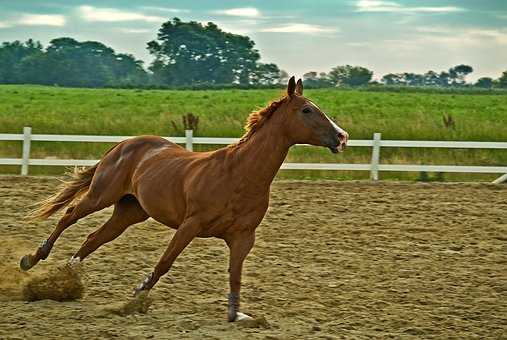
[0,176,505,339]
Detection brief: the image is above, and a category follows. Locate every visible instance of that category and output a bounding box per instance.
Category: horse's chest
[213,196,266,222]
[191,177,270,236]
[230,192,269,227]
[196,194,268,237]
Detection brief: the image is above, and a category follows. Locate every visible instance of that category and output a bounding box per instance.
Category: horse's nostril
[337,131,348,145]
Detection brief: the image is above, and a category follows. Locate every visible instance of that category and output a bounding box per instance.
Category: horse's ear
[295,79,303,96]
[287,76,296,97]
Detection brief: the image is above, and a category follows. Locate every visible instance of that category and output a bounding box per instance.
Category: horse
[20,76,348,322]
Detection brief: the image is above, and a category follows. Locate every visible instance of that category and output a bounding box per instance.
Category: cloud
[416,26,507,45]
[346,42,370,47]
[79,5,165,23]
[356,0,464,13]
[18,14,66,26]
[346,24,507,68]
[260,23,337,34]
[0,22,12,28]
[117,28,152,34]
[141,6,190,14]
[373,26,507,59]
[214,8,261,18]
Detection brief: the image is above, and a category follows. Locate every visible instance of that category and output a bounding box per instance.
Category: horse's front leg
[133,217,201,295]
[225,231,255,322]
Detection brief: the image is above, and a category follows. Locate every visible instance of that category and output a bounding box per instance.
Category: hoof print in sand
[104,291,153,316]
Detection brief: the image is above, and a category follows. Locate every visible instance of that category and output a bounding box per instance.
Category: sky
[0,0,506,81]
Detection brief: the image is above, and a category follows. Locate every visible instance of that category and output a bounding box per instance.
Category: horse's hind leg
[72,195,148,262]
[20,193,110,271]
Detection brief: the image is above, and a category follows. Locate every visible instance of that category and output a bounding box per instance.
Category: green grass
[0,85,506,181]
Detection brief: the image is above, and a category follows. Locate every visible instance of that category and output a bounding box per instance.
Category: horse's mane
[233,97,287,146]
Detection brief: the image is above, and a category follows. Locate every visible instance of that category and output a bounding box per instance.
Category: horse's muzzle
[329,131,349,153]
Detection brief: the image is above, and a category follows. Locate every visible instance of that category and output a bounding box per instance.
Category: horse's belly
[147,210,182,228]
[134,182,186,227]
[132,157,190,226]
[197,213,236,238]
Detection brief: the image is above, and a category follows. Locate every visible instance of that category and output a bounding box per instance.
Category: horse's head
[283,76,348,153]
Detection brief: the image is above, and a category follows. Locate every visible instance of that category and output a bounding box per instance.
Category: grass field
[0,85,506,181]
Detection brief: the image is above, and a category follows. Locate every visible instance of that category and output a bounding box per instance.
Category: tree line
[303,64,507,89]
[0,18,506,89]
[0,38,148,87]
[0,18,280,88]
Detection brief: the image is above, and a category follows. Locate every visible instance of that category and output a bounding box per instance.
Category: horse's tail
[29,164,98,220]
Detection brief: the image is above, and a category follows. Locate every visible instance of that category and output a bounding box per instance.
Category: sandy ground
[0,176,506,339]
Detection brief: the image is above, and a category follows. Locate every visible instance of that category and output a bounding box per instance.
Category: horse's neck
[232,119,292,189]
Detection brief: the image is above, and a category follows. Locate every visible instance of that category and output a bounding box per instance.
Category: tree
[448,64,473,85]
[110,53,148,86]
[474,77,493,89]
[17,51,47,84]
[423,71,441,86]
[497,71,507,88]
[303,71,333,88]
[250,63,281,85]
[148,18,273,86]
[328,65,372,87]
[303,71,318,82]
[438,71,451,87]
[43,38,115,87]
[0,39,43,83]
[278,70,289,85]
[404,73,424,86]
[381,73,402,85]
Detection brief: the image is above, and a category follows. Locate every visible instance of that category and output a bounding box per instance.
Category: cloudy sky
[0,0,506,81]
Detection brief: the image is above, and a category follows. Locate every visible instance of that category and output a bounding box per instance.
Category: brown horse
[20,76,348,321]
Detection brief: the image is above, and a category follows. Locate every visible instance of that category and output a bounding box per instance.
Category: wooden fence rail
[1,127,506,183]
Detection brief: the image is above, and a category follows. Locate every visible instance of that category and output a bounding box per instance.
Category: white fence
[1,127,506,183]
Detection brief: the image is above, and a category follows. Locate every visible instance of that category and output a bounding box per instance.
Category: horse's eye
[302,108,312,114]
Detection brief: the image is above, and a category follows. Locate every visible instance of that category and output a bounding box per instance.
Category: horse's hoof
[235,312,254,322]
[133,272,154,297]
[67,256,81,268]
[20,254,34,271]
[133,285,149,298]
[228,310,254,322]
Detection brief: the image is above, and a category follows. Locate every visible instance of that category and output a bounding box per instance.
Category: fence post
[21,126,32,176]
[185,129,193,151]
[370,132,381,181]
